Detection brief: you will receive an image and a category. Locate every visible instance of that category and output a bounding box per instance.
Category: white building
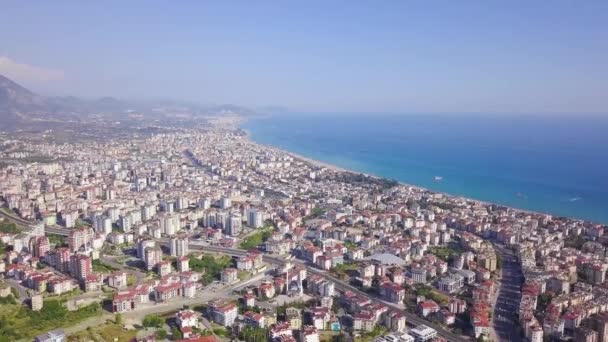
[170,236,189,257]
[247,209,264,228]
[408,325,437,342]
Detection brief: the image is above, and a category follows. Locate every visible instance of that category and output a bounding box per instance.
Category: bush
[142,314,164,328]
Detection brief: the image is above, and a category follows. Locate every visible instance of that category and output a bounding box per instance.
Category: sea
[242,113,608,224]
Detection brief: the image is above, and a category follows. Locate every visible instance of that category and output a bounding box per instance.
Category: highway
[0,208,38,227]
[192,243,471,342]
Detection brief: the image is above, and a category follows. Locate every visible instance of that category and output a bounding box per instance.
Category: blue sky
[0,1,606,113]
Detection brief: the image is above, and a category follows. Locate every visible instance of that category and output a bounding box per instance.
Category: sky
[0,1,606,113]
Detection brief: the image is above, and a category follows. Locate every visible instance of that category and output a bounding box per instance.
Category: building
[177,256,190,272]
[209,301,238,327]
[408,325,437,342]
[301,326,320,342]
[220,197,232,209]
[380,282,406,303]
[225,214,242,236]
[373,333,415,342]
[70,255,92,280]
[68,227,92,252]
[247,209,264,228]
[108,272,128,289]
[31,293,44,311]
[410,267,427,284]
[591,313,608,342]
[35,329,66,342]
[575,327,598,342]
[221,268,238,284]
[144,246,162,270]
[176,309,198,328]
[170,236,189,257]
[154,282,182,302]
[437,273,464,294]
[160,213,181,236]
[113,291,136,313]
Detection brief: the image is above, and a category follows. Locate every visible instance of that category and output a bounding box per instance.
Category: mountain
[0,73,255,128]
[0,74,49,124]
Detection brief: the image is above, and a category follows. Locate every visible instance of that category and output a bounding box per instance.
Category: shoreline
[239,120,600,225]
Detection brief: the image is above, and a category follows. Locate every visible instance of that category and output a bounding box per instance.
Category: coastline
[239,119,595,224]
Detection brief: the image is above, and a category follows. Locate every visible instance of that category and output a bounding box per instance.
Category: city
[1,116,607,342]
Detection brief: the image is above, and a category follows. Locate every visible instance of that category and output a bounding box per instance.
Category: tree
[156,330,167,340]
[172,326,183,340]
[115,313,123,325]
[241,326,267,342]
[142,314,164,328]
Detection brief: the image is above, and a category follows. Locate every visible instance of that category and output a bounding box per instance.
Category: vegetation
[239,226,274,249]
[213,326,230,337]
[427,243,463,262]
[47,233,67,247]
[68,322,136,342]
[189,255,233,285]
[415,285,449,305]
[564,235,587,249]
[537,293,553,313]
[92,259,118,273]
[0,299,101,341]
[142,314,165,328]
[0,221,20,234]
[240,326,268,342]
[330,262,358,280]
[127,274,137,286]
[355,326,387,342]
[115,313,123,325]
[333,173,398,189]
[156,330,167,340]
[305,207,327,220]
[172,326,183,340]
[0,294,17,305]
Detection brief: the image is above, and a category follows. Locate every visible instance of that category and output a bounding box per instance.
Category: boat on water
[434,176,443,181]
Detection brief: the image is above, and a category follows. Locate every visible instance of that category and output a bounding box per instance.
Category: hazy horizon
[1,1,607,114]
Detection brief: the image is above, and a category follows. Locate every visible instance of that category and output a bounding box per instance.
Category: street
[492,245,523,342]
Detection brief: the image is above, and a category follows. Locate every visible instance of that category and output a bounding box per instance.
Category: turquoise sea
[243,113,608,224]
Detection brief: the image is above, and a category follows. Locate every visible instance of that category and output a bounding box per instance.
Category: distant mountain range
[0,73,260,128]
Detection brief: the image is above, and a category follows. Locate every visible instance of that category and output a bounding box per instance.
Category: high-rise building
[220,197,232,209]
[160,212,180,236]
[575,327,598,342]
[136,238,157,259]
[144,247,162,271]
[198,197,211,209]
[225,214,242,236]
[70,255,92,280]
[591,313,608,342]
[68,227,92,252]
[170,236,189,257]
[247,209,264,228]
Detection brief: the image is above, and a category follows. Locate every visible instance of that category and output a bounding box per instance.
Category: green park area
[0,221,21,234]
[189,254,233,285]
[0,298,101,341]
[239,226,274,249]
[67,321,136,342]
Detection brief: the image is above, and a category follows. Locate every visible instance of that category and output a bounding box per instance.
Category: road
[492,245,523,342]
[45,226,72,236]
[193,244,471,342]
[0,207,37,227]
